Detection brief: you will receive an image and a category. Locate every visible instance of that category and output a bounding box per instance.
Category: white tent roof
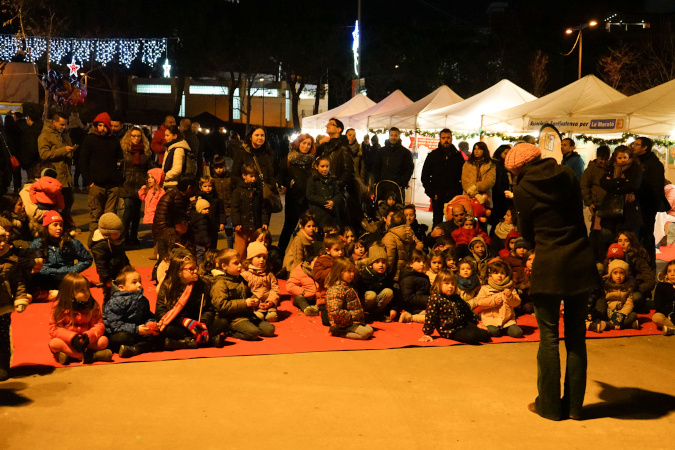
[417,79,537,131]
[301,92,376,129]
[367,85,463,129]
[481,75,626,133]
[340,89,413,130]
[570,78,675,135]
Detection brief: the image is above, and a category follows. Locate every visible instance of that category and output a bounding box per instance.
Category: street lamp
[564,20,598,79]
[259,77,266,127]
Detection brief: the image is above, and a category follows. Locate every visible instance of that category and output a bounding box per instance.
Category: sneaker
[56,352,70,365]
[118,345,138,358]
[663,326,675,336]
[398,311,413,323]
[304,305,320,316]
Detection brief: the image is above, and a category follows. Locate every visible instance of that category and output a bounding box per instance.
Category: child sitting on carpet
[443,248,459,273]
[456,258,481,307]
[502,237,528,289]
[340,226,356,245]
[90,213,130,303]
[451,216,490,257]
[251,228,283,278]
[326,257,374,340]
[286,257,320,316]
[156,251,228,349]
[210,248,275,341]
[242,242,280,323]
[48,273,113,365]
[399,250,430,324]
[426,249,444,285]
[282,210,317,274]
[356,245,395,322]
[474,260,523,338]
[103,266,161,358]
[347,239,368,268]
[466,236,491,282]
[419,269,491,344]
[312,235,344,326]
[653,259,675,336]
[601,259,639,330]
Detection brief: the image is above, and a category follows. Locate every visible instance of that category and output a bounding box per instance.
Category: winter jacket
[498,230,521,259]
[474,285,521,328]
[280,151,314,211]
[119,142,152,199]
[561,151,585,180]
[636,150,669,217]
[103,289,155,335]
[625,248,655,296]
[603,280,634,317]
[241,267,280,306]
[155,279,214,327]
[0,250,29,316]
[306,170,341,226]
[348,141,366,182]
[580,159,607,209]
[162,139,191,188]
[654,281,675,323]
[197,189,226,228]
[231,143,277,188]
[210,269,257,326]
[28,237,93,276]
[466,236,491,282]
[373,140,414,188]
[190,210,214,247]
[489,153,513,228]
[156,227,196,262]
[80,116,124,189]
[451,227,491,246]
[312,254,334,306]
[316,136,354,191]
[152,187,191,238]
[326,280,364,328]
[90,229,130,285]
[151,124,167,163]
[286,262,318,299]
[461,160,496,206]
[231,181,269,231]
[211,171,232,217]
[49,303,105,344]
[599,161,643,231]
[421,143,464,199]
[382,224,414,282]
[513,158,600,296]
[399,266,430,313]
[38,121,73,187]
[357,265,395,299]
[19,119,43,172]
[502,254,525,286]
[282,229,314,273]
[139,168,166,225]
[423,292,478,339]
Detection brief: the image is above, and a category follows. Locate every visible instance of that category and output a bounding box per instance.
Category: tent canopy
[481,75,626,133]
[571,78,675,136]
[340,89,413,130]
[418,79,536,131]
[301,92,376,129]
[367,85,463,129]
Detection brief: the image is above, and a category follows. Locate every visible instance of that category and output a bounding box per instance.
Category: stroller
[372,180,404,220]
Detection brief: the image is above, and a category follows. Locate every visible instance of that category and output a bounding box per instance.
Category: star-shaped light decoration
[163,58,171,78]
[67,57,80,76]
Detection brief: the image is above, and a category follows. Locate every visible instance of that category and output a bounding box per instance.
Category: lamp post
[259,77,266,127]
[565,20,598,79]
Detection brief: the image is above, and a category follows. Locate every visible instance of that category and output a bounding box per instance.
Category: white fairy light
[25,36,47,61]
[141,39,166,66]
[72,39,93,62]
[118,40,140,68]
[49,38,71,63]
[95,40,116,66]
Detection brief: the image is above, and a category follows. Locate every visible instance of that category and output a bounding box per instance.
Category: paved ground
[1,192,674,449]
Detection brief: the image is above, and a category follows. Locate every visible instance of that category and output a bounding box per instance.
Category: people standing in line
[151,115,176,165]
[373,127,414,202]
[560,138,585,180]
[119,127,152,246]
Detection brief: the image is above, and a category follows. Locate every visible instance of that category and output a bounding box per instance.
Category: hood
[388,224,412,240]
[92,112,113,136]
[147,168,165,187]
[504,230,521,251]
[515,158,575,204]
[29,177,65,209]
[168,139,190,151]
[92,228,105,243]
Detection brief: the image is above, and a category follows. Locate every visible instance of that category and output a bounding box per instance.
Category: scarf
[348,141,362,158]
[487,274,512,291]
[287,150,315,167]
[158,282,193,331]
[612,158,632,179]
[494,222,516,240]
[457,273,480,291]
[246,265,268,276]
[471,159,487,182]
[129,142,145,165]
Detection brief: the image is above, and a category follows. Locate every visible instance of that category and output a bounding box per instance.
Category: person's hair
[408,249,427,264]
[458,257,477,276]
[0,193,20,216]
[493,144,511,160]
[199,249,219,277]
[52,273,96,325]
[637,136,652,152]
[41,219,73,250]
[165,125,183,141]
[323,234,343,251]
[199,176,213,188]
[608,145,639,169]
[458,141,469,151]
[439,128,452,137]
[341,226,355,239]
[115,265,139,287]
[463,216,476,227]
[251,228,272,247]
[428,249,444,263]
[290,133,316,155]
[442,247,459,263]
[346,128,356,136]
[436,236,456,249]
[241,164,257,177]
[390,211,406,227]
[403,204,416,213]
[215,248,240,268]
[313,155,330,170]
[431,269,457,294]
[658,259,675,283]
[121,126,150,153]
[596,145,610,159]
[51,112,67,122]
[505,206,518,227]
[180,118,191,129]
[562,137,575,147]
[522,135,536,144]
[346,239,366,257]
[329,118,344,133]
[468,141,491,163]
[615,230,649,260]
[386,192,397,202]
[323,222,340,236]
[523,250,535,264]
[389,127,400,134]
[177,175,196,192]
[159,250,197,308]
[325,257,357,287]
[245,127,267,147]
[299,210,316,227]
[487,259,511,277]
[212,155,227,169]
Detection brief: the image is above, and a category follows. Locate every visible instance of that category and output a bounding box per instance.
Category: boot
[118,345,139,358]
[164,337,197,351]
[663,326,675,336]
[210,334,226,348]
[55,352,71,365]
[83,349,113,364]
[0,352,10,381]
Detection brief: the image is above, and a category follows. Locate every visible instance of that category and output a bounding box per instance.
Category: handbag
[10,156,20,170]
[252,155,283,213]
[596,193,625,220]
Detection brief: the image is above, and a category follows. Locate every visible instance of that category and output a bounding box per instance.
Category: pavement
[1,191,675,449]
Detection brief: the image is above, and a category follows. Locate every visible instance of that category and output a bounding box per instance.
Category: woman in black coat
[306,156,342,229]
[599,145,643,239]
[507,143,600,421]
[488,144,513,229]
[119,127,152,246]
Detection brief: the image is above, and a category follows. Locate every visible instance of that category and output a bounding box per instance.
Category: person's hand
[290,180,295,187]
[504,190,513,199]
[430,226,444,238]
[33,257,44,273]
[262,224,268,230]
[319,135,330,145]
[138,324,151,335]
[504,288,512,298]
[16,304,26,313]
[416,240,424,250]
[259,301,271,311]
[71,334,90,353]
[246,298,259,308]
[219,224,225,231]
[325,200,334,210]
[66,146,75,152]
[235,225,242,232]
[189,196,196,202]
[589,204,596,215]
[419,335,433,342]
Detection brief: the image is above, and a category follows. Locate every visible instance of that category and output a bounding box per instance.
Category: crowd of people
[0,110,673,422]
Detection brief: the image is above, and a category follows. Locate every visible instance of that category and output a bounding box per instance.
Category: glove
[71,334,90,353]
[610,311,626,327]
[182,318,207,336]
[196,329,210,344]
[146,321,159,333]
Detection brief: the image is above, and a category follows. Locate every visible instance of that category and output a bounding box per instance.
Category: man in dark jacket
[633,136,668,269]
[79,112,123,246]
[373,127,414,201]
[580,145,609,262]
[421,128,464,226]
[561,138,585,180]
[180,118,202,177]
[506,143,600,422]
[19,107,43,182]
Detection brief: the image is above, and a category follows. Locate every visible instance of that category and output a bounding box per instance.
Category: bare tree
[529,50,549,97]
[598,44,637,92]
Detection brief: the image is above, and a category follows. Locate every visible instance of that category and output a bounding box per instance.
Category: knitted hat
[40,167,58,179]
[513,237,528,251]
[608,259,629,276]
[42,210,63,227]
[98,212,124,236]
[606,243,625,260]
[195,197,210,213]
[368,245,387,263]
[246,241,268,260]
[29,177,65,210]
[504,143,542,174]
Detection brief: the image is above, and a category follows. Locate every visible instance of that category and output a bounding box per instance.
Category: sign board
[527,117,626,132]
[537,124,563,163]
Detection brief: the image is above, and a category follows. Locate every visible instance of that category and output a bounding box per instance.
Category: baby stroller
[372,180,404,220]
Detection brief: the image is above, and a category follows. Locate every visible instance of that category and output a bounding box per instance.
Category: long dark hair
[52,273,96,326]
[158,250,196,308]
[41,221,73,251]
[468,141,491,164]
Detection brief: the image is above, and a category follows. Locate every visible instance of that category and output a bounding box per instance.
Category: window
[250,88,278,97]
[285,90,291,121]
[189,85,229,95]
[135,84,171,94]
[179,94,186,117]
[233,96,241,120]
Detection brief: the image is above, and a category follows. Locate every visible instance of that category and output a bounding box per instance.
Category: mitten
[610,311,626,327]
[196,329,210,344]
[71,334,90,353]
[146,321,159,333]
[182,318,207,336]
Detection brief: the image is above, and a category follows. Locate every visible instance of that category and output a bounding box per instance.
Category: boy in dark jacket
[190,198,214,264]
[90,213,130,302]
[231,164,268,263]
[398,249,430,323]
[197,175,225,249]
[356,244,396,321]
[210,156,233,249]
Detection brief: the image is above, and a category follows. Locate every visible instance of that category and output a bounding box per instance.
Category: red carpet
[657,245,675,262]
[10,267,663,368]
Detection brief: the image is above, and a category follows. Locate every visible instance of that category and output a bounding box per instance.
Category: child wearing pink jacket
[138,168,166,224]
[287,258,320,316]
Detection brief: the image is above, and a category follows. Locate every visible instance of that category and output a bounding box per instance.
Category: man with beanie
[90,212,129,302]
[505,143,600,421]
[80,112,124,247]
[190,197,213,264]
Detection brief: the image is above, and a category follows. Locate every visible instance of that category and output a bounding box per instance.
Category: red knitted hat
[606,243,625,260]
[504,143,542,174]
[42,211,63,227]
[29,177,65,210]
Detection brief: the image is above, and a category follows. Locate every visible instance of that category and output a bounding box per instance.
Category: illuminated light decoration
[118,40,140,68]
[95,40,117,66]
[67,57,80,76]
[25,36,47,61]
[49,38,71,63]
[352,20,359,77]
[163,58,171,78]
[72,39,93,62]
[141,39,167,66]
[0,35,21,61]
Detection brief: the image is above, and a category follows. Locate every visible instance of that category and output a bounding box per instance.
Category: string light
[25,36,47,61]
[118,40,140,68]
[49,38,71,63]
[141,39,166,66]
[95,40,117,66]
[72,39,93,62]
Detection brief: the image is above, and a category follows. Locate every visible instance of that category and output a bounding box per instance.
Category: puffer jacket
[286,262,318,298]
[241,267,280,306]
[38,121,73,187]
[357,265,395,299]
[28,237,93,276]
[462,160,496,206]
[474,285,521,328]
[604,281,634,317]
[119,141,152,199]
[382,224,414,282]
[282,229,314,273]
[49,303,105,344]
[103,289,155,335]
[162,139,191,188]
[139,168,166,225]
[231,181,269,231]
[152,187,191,238]
[210,269,256,326]
[399,266,430,312]
[90,229,130,285]
[0,250,29,316]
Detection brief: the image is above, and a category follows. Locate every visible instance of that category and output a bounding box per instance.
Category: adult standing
[361,134,374,187]
[161,125,194,190]
[38,112,76,223]
[231,127,277,189]
[373,127,414,201]
[632,136,668,268]
[489,144,513,229]
[278,133,315,254]
[19,106,43,182]
[79,112,124,245]
[506,143,600,421]
[180,118,201,177]
[580,145,609,262]
[561,138,584,180]
[461,141,496,207]
[598,145,642,239]
[151,115,176,165]
[345,128,366,183]
[421,128,464,227]
[119,127,152,246]
[191,121,207,173]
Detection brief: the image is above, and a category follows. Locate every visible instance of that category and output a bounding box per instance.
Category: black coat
[513,158,600,296]
[357,265,395,299]
[599,161,643,231]
[280,153,313,211]
[231,143,277,188]
[373,140,414,188]
[306,170,341,226]
[119,148,151,199]
[19,120,43,171]
[231,182,269,231]
[80,132,123,189]
[90,237,130,285]
[152,188,191,238]
[399,266,431,312]
[190,209,214,247]
[316,136,354,191]
[636,150,668,216]
[156,279,215,327]
[421,143,464,199]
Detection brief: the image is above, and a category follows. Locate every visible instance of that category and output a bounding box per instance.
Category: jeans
[122,197,142,241]
[449,322,491,345]
[533,293,588,420]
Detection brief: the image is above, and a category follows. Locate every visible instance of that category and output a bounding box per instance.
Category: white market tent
[570,78,675,136]
[367,85,463,129]
[340,89,413,130]
[481,75,626,133]
[301,92,376,129]
[417,79,537,131]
